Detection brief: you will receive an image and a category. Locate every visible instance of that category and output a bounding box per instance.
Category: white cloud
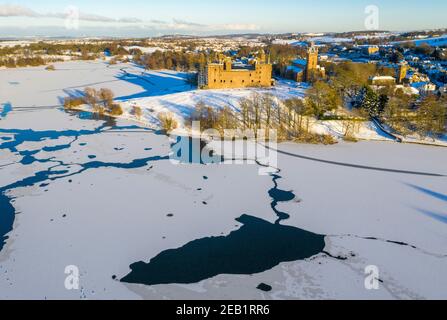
[118,17,143,23]
[172,19,206,28]
[0,4,136,23]
[217,24,261,31]
[0,4,38,17]
[0,4,261,35]
[150,19,168,25]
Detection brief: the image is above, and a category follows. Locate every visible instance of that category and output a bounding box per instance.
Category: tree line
[300,60,446,140]
[356,86,447,140]
[0,41,133,68]
[185,93,335,144]
[136,50,208,72]
[0,41,130,57]
[0,56,60,68]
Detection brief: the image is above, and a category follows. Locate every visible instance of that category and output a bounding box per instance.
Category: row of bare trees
[64,88,123,116]
[187,93,335,144]
[0,56,49,68]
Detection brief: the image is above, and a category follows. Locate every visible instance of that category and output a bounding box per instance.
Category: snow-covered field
[392,34,447,47]
[123,46,166,54]
[0,60,446,300]
[0,60,305,126]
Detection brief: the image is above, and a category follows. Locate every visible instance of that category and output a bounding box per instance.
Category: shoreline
[64,105,447,148]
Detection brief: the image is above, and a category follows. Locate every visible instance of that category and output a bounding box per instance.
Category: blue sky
[0,0,446,37]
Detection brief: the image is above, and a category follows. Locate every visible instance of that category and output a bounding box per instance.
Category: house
[395,85,420,96]
[370,76,396,86]
[411,82,437,94]
[407,72,430,83]
[367,46,380,55]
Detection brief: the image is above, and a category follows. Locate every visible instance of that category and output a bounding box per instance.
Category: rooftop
[292,59,307,67]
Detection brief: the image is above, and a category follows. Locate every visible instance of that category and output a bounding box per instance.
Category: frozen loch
[0,61,446,299]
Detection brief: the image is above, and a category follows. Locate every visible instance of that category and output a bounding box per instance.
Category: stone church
[284,44,325,82]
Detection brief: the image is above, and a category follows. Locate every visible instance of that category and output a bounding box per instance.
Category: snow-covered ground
[392,34,447,47]
[3,59,435,144]
[0,60,446,300]
[123,46,165,54]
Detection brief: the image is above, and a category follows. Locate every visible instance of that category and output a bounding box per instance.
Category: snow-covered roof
[286,65,304,73]
[272,40,307,47]
[395,85,419,95]
[292,59,307,67]
[308,36,354,44]
[411,81,436,90]
[372,76,395,81]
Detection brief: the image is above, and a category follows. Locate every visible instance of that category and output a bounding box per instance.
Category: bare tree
[252,93,262,131]
[98,88,114,109]
[215,106,237,136]
[84,87,98,109]
[240,98,251,130]
[133,106,143,120]
[158,112,178,133]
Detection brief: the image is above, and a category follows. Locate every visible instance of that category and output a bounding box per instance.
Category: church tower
[397,61,408,84]
[305,44,319,82]
[258,49,267,64]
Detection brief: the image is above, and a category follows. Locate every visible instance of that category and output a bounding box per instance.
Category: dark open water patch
[42,140,77,152]
[121,161,314,287]
[0,103,13,119]
[77,155,169,172]
[0,127,104,155]
[121,215,326,286]
[0,111,154,167]
[71,110,117,127]
[170,136,223,165]
[269,174,295,224]
[20,150,40,165]
[0,192,15,251]
[257,283,272,292]
[386,240,417,249]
